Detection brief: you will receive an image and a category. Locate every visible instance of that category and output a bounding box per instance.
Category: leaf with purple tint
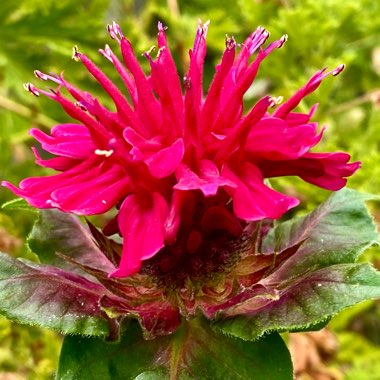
[56,252,182,338]
[262,188,378,280]
[0,252,119,336]
[213,189,380,339]
[214,263,380,340]
[57,318,293,380]
[100,295,181,339]
[28,209,114,273]
[86,219,121,267]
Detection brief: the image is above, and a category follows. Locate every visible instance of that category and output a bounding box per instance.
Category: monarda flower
[2,21,359,282]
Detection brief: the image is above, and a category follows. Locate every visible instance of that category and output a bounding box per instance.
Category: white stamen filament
[95,149,114,157]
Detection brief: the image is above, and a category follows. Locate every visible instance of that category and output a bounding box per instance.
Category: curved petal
[222,163,299,221]
[2,159,102,209]
[50,166,131,214]
[301,152,361,190]
[174,160,236,196]
[245,117,322,160]
[31,147,80,171]
[259,152,361,191]
[30,124,95,159]
[145,139,184,178]
[111,192,169,277]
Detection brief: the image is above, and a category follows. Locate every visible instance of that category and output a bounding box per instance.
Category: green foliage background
[0,0,379,378]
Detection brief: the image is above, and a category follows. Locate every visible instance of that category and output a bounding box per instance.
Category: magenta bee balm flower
[2,21,359,279]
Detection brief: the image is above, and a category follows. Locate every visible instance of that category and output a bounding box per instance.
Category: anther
[157,46,166,58]
[274,96,283,105]
[263,30,270,41]
[268,97,277,108]
[332,64,345,76]
[34,70,48,80]
[278,34,288,48]
[143,46,156,57]
[75,101,88,111]
[157,22,168,32]
[256,26,265,34]
[72,46,81,62]
[99,44,113,62]
[23,83,39,96]
[197,19,210,37]
[95,149,114,157]
[33,70,62,85]
[107,21,123,43]
[142,46,156,64]
[225,35,236,51]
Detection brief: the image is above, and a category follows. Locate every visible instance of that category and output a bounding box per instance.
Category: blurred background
[0,0,379,378]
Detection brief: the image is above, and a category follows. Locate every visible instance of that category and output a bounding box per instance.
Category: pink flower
[2,22,359,277]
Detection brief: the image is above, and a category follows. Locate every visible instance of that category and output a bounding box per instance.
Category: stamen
[197,19,210,38]
[34,70,49,80]
[99,44,113,62]
[267,96,283,108]
[278,34,288,48]
[107,21,123,44]
[157,46,166,58]
[23,83,39,96]
[258,28,270,42]
[242,27,270,55]
[72,46,81,62]
[273,96,283,105]
[142,46,156,63]
[225,35,236,51]
[257,26,265,34]
[333,63,345,76]
[95,149,114,157]
[157,21,168,32]
[75,101,88,111]
[309,64,346,89]
[268,97,277,108]
[34,70,63,85]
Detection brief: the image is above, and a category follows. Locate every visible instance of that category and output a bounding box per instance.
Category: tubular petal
[111,192,169,277]
[222,163,299,220]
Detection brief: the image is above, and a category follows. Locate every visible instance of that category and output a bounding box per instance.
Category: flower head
[3,21,359,278]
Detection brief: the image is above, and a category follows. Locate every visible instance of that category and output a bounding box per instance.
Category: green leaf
[28,209,114,273]
[214,263,380,340]
[288,317,331,333]
[57,318,293,380]
[0,251,112,336]
[1,197,37,212]
[262,188,378,281]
